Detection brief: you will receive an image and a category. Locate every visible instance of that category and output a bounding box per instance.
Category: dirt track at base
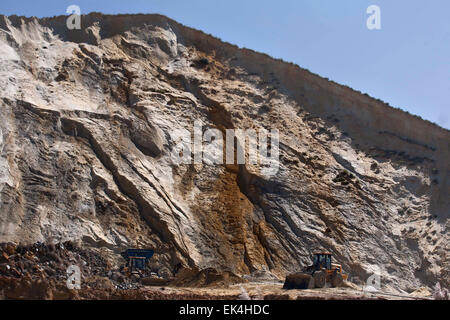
[170,282,432,300]
[0,276,431,300]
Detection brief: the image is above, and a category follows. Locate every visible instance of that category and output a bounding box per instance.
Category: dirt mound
[170,267,245,288]
[0,242,110,282]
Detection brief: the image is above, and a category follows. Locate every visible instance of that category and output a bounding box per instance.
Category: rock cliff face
[0,13,448,292]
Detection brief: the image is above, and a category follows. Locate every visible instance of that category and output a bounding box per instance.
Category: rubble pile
[0,242,110,283]
[0,241,158,291]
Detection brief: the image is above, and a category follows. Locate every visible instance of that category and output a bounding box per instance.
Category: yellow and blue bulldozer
[283,252,348,289]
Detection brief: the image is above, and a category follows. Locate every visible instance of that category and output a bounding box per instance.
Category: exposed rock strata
[0,13,448,293]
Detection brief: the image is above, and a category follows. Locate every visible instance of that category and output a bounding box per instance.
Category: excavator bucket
[283,272,314,289]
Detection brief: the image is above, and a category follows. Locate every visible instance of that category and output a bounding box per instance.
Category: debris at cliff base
[0,242,113,285]
[0,241,244,292]
[170,267,245,288]
[0,240,435,300]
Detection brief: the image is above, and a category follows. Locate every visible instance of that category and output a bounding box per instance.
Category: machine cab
[313,252,332,270]
[121,249,154,271]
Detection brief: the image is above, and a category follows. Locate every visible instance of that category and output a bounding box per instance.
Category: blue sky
[1,0,449,129]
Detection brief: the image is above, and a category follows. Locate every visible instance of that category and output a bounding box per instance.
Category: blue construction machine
[121,249,154,270]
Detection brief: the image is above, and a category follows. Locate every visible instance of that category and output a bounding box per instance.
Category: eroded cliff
[0,13,448,293]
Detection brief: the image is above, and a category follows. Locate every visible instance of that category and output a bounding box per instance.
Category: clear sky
[1,0,449,129]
